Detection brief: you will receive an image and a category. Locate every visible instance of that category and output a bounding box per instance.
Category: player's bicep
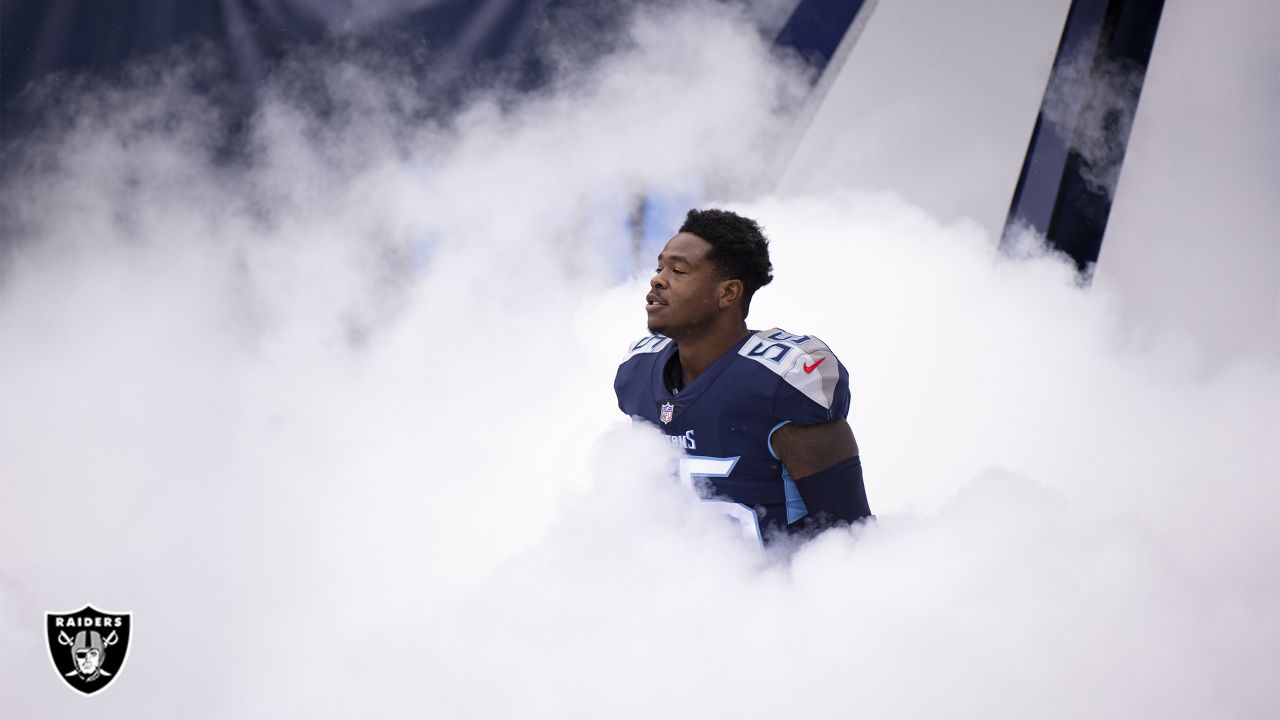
[771,419,858,479]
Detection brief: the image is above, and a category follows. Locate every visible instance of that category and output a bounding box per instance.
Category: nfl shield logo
[46,605,132,696]
[659,402,674,424]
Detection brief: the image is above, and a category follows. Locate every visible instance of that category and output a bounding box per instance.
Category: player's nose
[650,270,667,289]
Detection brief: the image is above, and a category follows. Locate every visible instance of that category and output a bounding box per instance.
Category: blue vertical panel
[1002,0,1165,274]
[774,0,872,75]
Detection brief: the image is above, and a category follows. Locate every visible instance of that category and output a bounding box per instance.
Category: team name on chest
[663,429,697,450]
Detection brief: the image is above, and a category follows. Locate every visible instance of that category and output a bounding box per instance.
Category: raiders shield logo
[659,402,674,424]
[46,605,132,695]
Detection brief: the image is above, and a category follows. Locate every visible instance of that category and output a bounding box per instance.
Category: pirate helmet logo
[46,606,132,695]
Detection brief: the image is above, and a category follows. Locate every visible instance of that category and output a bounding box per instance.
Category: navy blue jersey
[614,328,851,542]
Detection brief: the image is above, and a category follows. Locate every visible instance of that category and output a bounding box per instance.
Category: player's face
[647,232,723,336]
[76,648,101,674]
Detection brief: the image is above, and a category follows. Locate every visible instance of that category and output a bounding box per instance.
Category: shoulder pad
[621,334,672,362]
[737,328,842,409]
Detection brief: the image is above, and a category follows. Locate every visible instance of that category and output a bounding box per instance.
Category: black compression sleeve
[791,456,871,531]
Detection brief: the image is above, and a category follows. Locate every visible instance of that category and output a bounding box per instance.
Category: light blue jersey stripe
[782,466,809,524]
[770,421,809,523]
[767,421,790,460]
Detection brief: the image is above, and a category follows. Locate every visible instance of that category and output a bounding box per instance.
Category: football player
[615,209,871,545]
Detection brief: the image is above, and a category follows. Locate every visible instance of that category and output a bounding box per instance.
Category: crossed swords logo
[56,628,120,680]
[46,606,132,695]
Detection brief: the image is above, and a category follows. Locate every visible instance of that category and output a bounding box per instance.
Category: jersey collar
[652,332,754,404]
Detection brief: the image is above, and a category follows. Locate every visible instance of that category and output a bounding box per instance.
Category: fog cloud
[1042,48,1145,197]
[1,3,1275,718]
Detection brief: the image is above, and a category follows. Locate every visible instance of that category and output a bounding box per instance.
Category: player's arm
[771,419,870,528]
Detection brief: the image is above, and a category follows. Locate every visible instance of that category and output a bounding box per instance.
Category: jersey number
[677,455,762,546]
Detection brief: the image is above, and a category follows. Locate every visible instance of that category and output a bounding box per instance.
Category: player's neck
[673,320,749,384]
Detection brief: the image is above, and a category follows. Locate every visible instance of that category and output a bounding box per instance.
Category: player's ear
[718,278,744,309]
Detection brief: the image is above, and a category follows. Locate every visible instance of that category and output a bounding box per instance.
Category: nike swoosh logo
[803,357,825,374]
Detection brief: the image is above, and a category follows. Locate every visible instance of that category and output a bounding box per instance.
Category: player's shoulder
[619,333,673,364]
[736,327,845,410]
[737,328,841,366]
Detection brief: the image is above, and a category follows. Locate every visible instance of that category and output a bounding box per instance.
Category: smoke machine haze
[1,2,1276,718]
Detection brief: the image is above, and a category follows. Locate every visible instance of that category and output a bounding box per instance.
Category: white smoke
[1,2,1276,718]
[1041,48,1145,197]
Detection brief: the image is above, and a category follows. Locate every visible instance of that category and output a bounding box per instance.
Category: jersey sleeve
[614,334,670,416]
[737,329,849,425]
[772,338,850,424]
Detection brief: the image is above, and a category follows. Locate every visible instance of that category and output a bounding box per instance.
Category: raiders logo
[46,605,132,695]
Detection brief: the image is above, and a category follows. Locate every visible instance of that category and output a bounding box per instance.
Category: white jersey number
[677,455,763,546]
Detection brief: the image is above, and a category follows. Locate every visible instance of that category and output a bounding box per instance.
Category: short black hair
[679,208,773,318]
